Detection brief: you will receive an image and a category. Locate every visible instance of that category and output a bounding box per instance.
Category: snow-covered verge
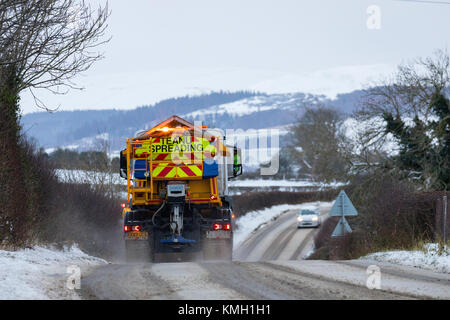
[361,243,450,274]
[0,245,107,299]
[233,202,320,248]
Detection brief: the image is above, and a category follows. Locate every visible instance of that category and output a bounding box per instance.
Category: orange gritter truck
[119,116,242,262]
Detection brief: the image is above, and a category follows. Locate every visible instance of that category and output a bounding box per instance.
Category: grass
[412,240,450,256]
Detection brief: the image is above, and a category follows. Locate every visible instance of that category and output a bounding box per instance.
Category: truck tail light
[212,223,231,231]
[125,225,142,232]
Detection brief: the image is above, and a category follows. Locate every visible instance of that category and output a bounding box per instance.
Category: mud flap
[203,239,233,261]
[125,235,154,263]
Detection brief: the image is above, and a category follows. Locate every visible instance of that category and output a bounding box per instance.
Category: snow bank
[0,245,106,299]
[233,202,319,248]
[361,243,450,274]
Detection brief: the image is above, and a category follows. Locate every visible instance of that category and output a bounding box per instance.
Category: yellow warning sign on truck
[134,136,215,162]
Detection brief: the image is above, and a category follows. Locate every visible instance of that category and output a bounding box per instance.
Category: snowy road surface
[234,202,332,261]
[78,202,450,300]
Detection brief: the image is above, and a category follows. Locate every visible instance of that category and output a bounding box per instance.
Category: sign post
[329,190,358,237]
[444,195,447,243]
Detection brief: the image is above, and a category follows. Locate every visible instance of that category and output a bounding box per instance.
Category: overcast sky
[20,0,450,114]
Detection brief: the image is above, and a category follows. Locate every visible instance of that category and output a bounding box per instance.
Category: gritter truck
[119,116,242,262]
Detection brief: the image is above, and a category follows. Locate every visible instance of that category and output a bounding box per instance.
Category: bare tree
[291,105,349,182]
[0,0,110,110]
[355,49,450,190]
[0,0,110,245]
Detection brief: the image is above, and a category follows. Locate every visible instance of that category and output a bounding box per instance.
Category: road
[79,202,450,300]
[234,203,332,261]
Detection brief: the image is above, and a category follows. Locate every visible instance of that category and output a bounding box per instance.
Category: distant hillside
[21,90,364,152]
[22,91,258,148]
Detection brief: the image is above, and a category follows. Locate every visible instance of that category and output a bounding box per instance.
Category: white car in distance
[297,209,321,228]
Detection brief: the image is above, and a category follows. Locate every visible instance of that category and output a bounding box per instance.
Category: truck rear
[119,116,242,262]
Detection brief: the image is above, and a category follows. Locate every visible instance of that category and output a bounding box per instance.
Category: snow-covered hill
[183,92,320,119]
[23,89,363,153]
[20,64,394,115]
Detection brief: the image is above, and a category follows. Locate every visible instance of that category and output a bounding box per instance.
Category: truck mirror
[233,164,242,177]
[232,147,242,178]
[119,150,127,179]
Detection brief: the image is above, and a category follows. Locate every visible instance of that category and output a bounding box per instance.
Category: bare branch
[0,0,110,110]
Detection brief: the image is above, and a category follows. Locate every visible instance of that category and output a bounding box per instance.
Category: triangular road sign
[332,216,353,237]
[329,190,358,217]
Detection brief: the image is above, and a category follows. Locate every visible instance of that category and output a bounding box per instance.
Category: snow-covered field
[361,244,450,274]
[55,169,125,186]
[0,245,106,299]
[233,202,320,248]
[230,179,345,188]
[55,169,344,191]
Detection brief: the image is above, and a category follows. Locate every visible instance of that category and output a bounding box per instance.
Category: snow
[233,202,320,248]
[273,259,450,299]
[230,179,345,188]
[185,98,271,118]
[0,245,106,299]
[341,114,439,158]
[341,117,399,156]
[183,94,309,118]
[150,263,246,300]
[55,169,125,186]
[361,243,450,274]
